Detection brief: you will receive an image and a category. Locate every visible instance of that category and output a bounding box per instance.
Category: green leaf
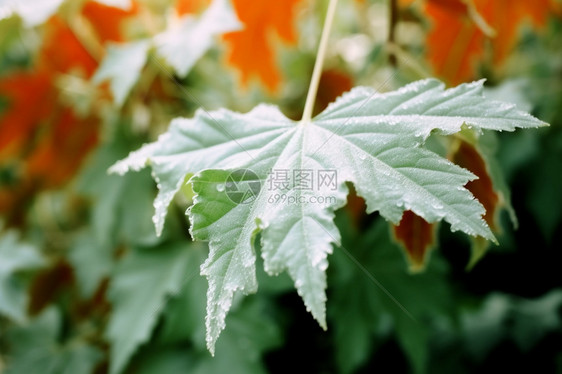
[527,129,562,241]
[0,231,45,322]
[68,230,113,299]
[105,242,197,374]
[133,347,198,374]
[157,244,208,347]
[462,290,562,359]
[192,297,283,374]
[154,0,241,77]
[110,78,545,352]
[77,137,160,249]
[4,307,102,374]
[511,290,562,351]
[137,298,282,374]
[330,214,452,374]
[93,40,151,107]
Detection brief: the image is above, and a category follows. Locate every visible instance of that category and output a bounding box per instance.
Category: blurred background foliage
[0,0,561,373]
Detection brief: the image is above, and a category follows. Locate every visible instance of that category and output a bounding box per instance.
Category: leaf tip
[465,236,491,271]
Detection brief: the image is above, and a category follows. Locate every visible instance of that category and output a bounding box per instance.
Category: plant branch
[68,14,104,62]
[385,42,431,78]
[301,0,339,124]
[388,0,398,66]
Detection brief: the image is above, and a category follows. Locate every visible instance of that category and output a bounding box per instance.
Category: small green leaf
[0,231,45,322]
[93,40,151,107]
[68,230,113,299]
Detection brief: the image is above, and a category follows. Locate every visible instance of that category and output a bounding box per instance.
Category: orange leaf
[175,0,211,15]
[424,0,484,84]
[39,18,98,76]
[82,1,139,43]
[39,3,138,76]
[450,140,499,231]
[26,110,98,188]
[223,0,303,92]
[0,71,53,159]
[421,0,558,84]
[393,210,437,272]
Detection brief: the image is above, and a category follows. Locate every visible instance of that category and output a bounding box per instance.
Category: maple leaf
[410,0,559,84]
[223,0,303,92]
[111,78,544,352]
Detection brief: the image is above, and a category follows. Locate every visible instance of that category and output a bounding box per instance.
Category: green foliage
[106,242,199,374]
[4,307,102,374]
[329,213,452,373]
[462,291,562,359]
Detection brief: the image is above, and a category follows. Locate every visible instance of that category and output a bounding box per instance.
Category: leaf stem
[301,0,339,124]
[462,0,496,37]
[388,0,398,66]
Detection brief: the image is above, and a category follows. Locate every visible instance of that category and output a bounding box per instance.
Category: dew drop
[216,184,225,192]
